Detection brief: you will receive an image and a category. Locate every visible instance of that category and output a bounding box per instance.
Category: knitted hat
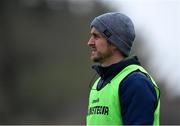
[90,12,135,56]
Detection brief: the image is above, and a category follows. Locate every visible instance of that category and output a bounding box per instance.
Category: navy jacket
[91,56,157,125]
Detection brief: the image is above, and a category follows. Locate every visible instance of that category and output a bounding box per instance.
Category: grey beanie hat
[90,12,135,56]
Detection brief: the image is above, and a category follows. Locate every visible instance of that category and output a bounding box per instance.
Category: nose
[87,36,95,47]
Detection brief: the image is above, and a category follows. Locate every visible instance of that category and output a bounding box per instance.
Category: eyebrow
[90,32,100,36]
[91,32,97,35]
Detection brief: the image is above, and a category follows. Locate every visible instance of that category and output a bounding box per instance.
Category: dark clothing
[92,56,157,125]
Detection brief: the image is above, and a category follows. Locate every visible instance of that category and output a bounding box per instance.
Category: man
[86,12,160,125]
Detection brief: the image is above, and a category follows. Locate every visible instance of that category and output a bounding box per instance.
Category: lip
[91,49,97,53]
[91,50,96,53]
[91,48,96,51]
[90,50,97,56]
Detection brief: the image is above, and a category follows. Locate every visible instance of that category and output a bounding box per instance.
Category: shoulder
[119,71,158,124]
[120,72,156,94]
[119,71,157,101]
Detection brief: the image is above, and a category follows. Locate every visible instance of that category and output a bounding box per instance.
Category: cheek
[96,41,105,49]
[98,43,109,52]
[94,38,109,51]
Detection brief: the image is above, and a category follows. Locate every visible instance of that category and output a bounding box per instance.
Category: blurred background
[0,0,179,124]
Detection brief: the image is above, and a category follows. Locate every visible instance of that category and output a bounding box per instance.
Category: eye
[92,33,100,39]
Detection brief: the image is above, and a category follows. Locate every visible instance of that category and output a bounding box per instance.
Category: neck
[101,54,124,67]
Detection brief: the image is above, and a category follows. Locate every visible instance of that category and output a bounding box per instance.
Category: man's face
[87,27,113,64]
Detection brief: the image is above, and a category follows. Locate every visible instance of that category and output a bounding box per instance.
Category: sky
[101,0,180,96]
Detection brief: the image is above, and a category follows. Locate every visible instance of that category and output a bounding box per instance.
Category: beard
[90,50,112,63]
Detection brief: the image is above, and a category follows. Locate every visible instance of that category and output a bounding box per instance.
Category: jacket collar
[92,56,141,79]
